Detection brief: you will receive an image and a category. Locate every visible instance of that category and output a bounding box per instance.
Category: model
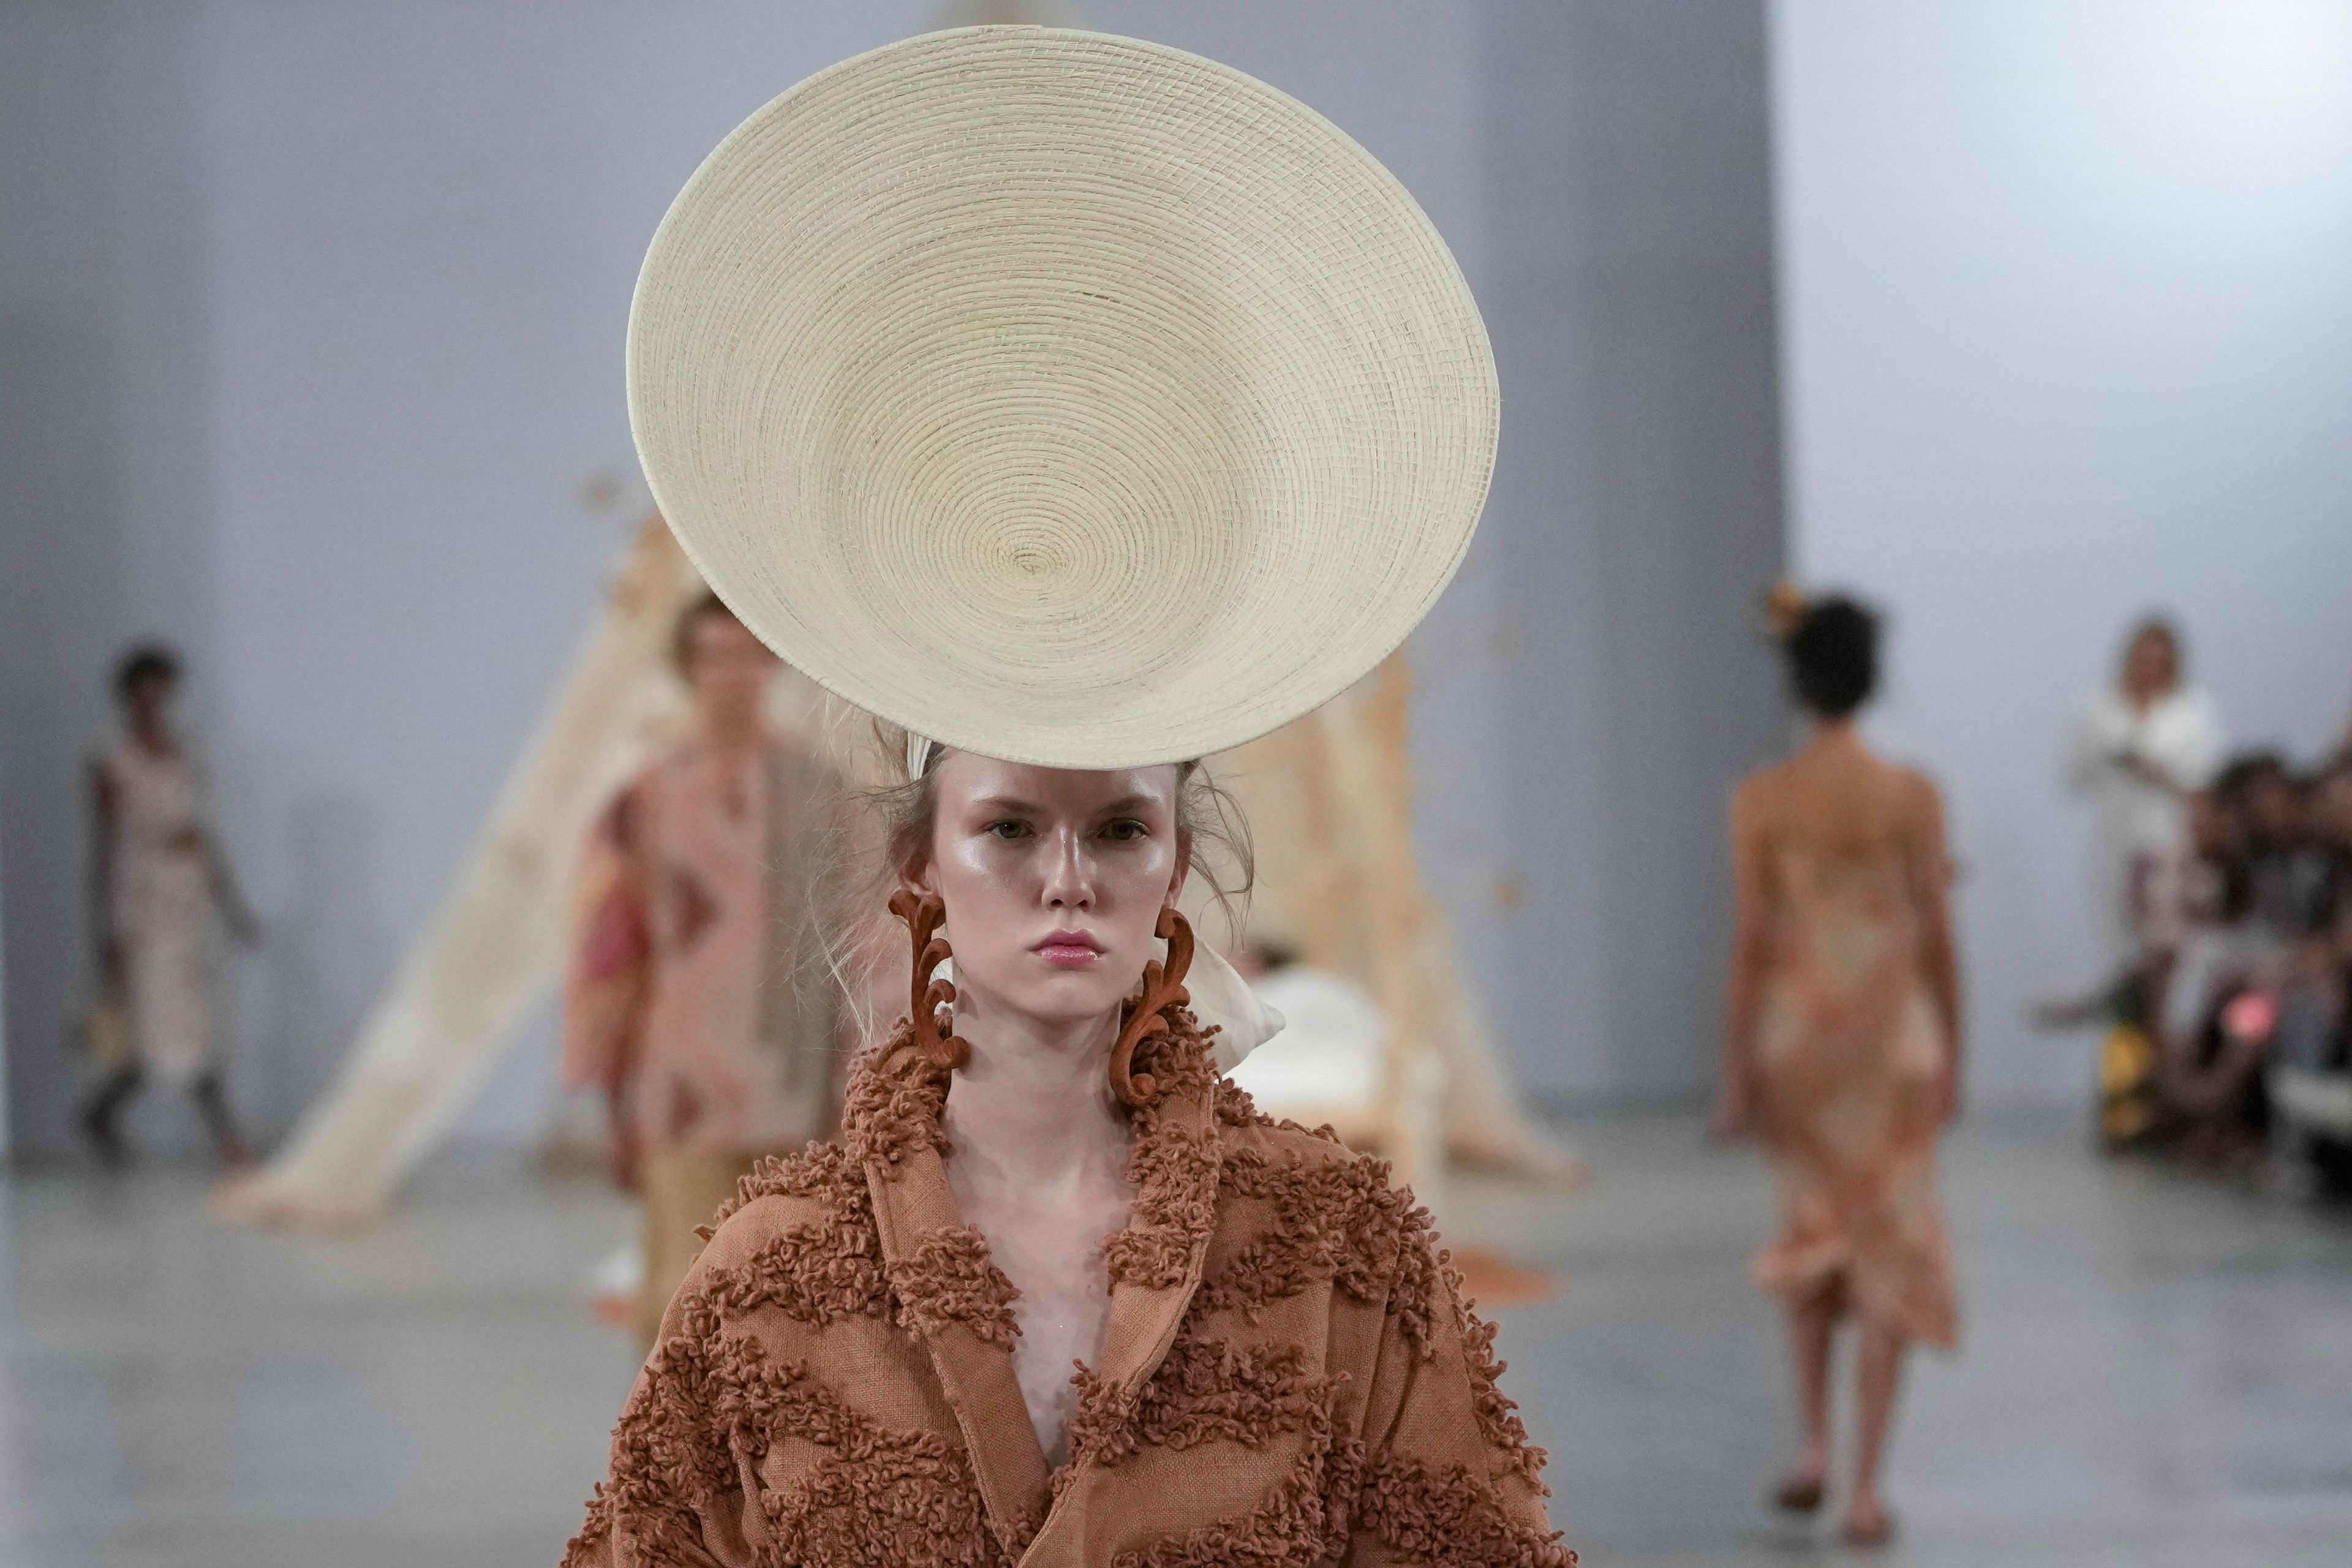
[1715,590,1961,1547]
[564,26,1569,1566]
[81,644,256,1166]
[564,591,851,1347]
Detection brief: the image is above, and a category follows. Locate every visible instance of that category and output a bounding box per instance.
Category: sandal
[1841,1504,1896,1547]
[1771,1474,1825,1514]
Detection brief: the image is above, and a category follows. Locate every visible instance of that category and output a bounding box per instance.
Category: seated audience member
[2152,757,2284,1172]
[2266,757,2352,1194]
[2233,753,2337,938]
[2271,933,2352,1196]
[2068,740,2352,1188]
[2040,786,2241,1148]
[2302,756,2352,935]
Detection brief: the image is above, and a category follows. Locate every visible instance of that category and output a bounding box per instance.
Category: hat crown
[630,27,1498,768]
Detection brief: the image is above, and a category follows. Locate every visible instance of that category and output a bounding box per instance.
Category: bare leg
[1775,1291,1836,1509]
[1845,1319,1907,1544]
[81,1068,143,1166]
[190,1075,253,1169]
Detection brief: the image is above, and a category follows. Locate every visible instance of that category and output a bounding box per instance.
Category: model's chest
[749,1262,1373,1568]
[963,1187,1133,1464]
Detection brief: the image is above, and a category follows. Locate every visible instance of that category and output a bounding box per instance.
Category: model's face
[2122,627,2177,699]
[121,676,174,734]
[684,614,776,728]
[2314,772,2352,844]
[2188,790,2237,858]
[2249,775,2302,841]
[914,753,1187,1030]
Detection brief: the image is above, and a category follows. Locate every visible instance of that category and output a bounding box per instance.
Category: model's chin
[1004,962,1142,1025]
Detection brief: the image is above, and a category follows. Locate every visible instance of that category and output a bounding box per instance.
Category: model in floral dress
[1718,593,1961,1547]
[83,644,256,1166]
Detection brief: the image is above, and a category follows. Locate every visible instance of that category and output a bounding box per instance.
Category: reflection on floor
[1,1114,2348,1567]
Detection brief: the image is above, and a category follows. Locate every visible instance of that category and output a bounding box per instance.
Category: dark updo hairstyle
[1782,595,1880,718]
[113,643,181,700]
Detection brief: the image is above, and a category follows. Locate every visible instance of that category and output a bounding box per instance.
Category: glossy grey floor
[1,1115,2348,1567]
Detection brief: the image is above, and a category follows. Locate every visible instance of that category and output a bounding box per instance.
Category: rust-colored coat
[565,1018,1572,1568]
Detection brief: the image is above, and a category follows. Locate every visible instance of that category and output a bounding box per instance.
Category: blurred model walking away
[1716,590,1962,1547]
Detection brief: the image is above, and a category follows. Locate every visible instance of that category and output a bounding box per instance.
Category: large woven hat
[630,26,1497,768]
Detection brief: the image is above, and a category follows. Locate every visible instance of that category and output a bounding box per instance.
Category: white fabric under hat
[630,26,1497,770]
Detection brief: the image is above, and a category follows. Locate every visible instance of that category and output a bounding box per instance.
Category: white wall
[3,1,1784,1159]
[1,1,937,1159]
[1771,0,2352,1103]
[1479,2,1788,1102]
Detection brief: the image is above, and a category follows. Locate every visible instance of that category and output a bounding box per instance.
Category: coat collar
[848,1017,1224,1558]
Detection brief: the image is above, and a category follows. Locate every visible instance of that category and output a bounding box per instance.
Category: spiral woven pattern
[629,26,1498,767]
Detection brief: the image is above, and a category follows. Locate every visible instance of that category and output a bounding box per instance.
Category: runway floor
[1,1113,2348,1567]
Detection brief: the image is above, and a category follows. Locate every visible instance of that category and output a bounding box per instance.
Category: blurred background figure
[2144,755,2283,1169]
[2271,752,2352,1191]
[1716,590,1961,1548]
[2046,729,2352,1189]
[2147,748,2352,1183]
[560,592,850,1347]
[2041,782,2242,1148]
[2066,616,2225,973]
[79,644,257,1168]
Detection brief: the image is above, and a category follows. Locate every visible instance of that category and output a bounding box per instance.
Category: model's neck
[942,987,1131,1191]
[1807,714,1862,749]
[696,706,764,753]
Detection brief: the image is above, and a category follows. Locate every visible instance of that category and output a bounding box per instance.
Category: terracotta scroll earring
[1107,907,1194,1107]
[888,888,969,1071]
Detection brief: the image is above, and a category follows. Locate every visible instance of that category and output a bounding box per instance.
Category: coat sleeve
[1343,1215,1576,1567]
[562,786,653,1099]
[562,1207,782,1568]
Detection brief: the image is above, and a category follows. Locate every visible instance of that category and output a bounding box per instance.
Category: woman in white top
[2067,617,2226,967]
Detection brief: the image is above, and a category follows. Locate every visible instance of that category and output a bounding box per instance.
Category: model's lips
[1032,929,1105,968]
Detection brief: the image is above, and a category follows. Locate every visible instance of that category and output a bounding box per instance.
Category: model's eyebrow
[1094,794,1163,816]
[971,795,1045,815]
[968,793,1165,817]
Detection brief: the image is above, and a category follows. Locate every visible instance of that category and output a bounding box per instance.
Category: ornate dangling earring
[889,889,969,1072]
[1108,907,1194,1107]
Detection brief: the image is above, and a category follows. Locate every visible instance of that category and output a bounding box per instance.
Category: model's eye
[1102,818,1150,843]
[984,818,1032,841]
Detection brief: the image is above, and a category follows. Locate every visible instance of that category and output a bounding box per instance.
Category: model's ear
[1164,832,1193,909]
[897,851,936,903]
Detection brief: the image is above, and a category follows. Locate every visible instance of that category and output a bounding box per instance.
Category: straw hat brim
[630,26,1498,769]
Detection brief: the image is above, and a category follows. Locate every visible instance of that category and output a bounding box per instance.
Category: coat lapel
[1090,1060,1221,1399]
[848,1023,1226,1561]
[853,1041,1052,1551]
[866,1139,1052,1551]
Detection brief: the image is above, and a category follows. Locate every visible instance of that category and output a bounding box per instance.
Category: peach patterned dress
[1746,785,1961,1349]
[93,737,222,1084]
